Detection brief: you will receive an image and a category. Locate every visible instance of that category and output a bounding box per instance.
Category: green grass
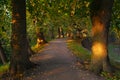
[67,39,91,62]
[31,44,45,53]
[0,63,9,74]
[101,71,120,80]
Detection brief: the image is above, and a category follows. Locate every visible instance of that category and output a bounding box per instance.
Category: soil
[23,38,105,80]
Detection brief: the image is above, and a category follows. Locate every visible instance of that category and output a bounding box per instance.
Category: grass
[67,39,120,80]
[31,44,45,53]
[67,39,91,62]
[101,71,120,80]
[0,63,9,75]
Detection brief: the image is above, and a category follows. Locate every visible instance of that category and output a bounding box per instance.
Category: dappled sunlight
[12,20,16,24]
[36,38,44,47]
[39,54,54,60]
[67,40,73,42]
[12,13,20,24]
[43,66,68,76]
[32,54,54,62]
[92,42,106,57]
[15,13,20,17]
[13,44,19,50]
[52,40,62,43]
[92,18,104,35]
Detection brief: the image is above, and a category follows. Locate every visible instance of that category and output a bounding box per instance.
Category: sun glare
[12,20,16,23]
[92,18,104,35]
[92,42,106,56]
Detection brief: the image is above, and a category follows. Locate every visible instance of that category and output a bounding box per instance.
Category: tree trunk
[58,27,61,38]
[51,28,55,39]
[61,28,64,38]
[40,31,47,43]
[10,0,33,79]
[0,42,7,64]
[90,0,114,73]
[36,27,47,47]
[58,27,64,38]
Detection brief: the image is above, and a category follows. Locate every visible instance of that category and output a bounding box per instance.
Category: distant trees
[58,27,64,38]
[90,0,114,73]
[26,0,49,45]
[10,0,33,79]
[36,27,47,47]
[0,0,118,78]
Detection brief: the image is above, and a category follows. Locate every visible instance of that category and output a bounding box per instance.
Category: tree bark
[10,0,33,79]
[90,0,114,73]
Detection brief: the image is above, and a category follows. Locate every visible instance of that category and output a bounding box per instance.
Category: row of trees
[0,0,119,79]
[0,0,119,56]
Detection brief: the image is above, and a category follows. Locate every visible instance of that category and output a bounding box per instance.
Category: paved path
[23,39,105,80]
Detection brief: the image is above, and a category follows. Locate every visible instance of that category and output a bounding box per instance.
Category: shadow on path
[23,38,105,80]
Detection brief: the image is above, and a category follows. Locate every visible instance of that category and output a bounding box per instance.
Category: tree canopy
[0,0,120,79]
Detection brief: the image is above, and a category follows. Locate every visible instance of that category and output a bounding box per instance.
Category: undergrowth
[101,71,120,80]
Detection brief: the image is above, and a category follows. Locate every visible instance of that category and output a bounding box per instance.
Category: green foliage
[0,63,9,74]
[31,44,45,53]
[26,0,93,41]
[101,71,120,80]
[26,11,37,46]
[0,0,119,72]
[0,0,11,60]
[110,0,120,41]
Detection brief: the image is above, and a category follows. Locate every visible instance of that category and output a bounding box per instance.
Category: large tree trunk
[90,0,114,73]
[0,42,7,64]
[10,0,33,79]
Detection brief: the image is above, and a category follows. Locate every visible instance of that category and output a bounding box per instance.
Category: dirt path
[23,39,105,80]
